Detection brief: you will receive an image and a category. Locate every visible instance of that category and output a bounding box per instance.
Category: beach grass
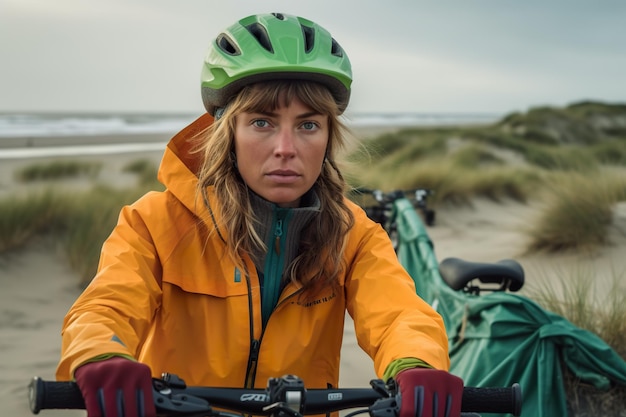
[62,185,155,284]
[526,264,626,357]
[348,150,541,207]
[590,139,626,165]
[15,160,102,182]
[350,144,626,255]
[0,159,163,284]
[122,158,160,186]
[524,170,626,253]
[347,113,626,255]
[0,189,71,252]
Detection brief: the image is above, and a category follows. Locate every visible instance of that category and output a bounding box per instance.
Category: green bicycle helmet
[201,12,352,115]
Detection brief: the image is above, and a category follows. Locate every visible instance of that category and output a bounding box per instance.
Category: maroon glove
[74,357,156,417]
[395,368,463,417]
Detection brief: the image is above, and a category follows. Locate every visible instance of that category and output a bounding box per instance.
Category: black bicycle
[29,372,522,417]
[354,187,524,295]
[352,187,436,252]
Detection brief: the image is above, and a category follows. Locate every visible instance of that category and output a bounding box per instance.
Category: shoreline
[0,121,457,151]
[0,125,400,161]
[0,132,174,149]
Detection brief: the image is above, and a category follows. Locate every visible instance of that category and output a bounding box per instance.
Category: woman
[56,13,463,417]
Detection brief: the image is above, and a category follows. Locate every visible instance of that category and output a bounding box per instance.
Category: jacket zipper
[245,338,260,388]
[261,209,289,327]
[243,263,260,389]
[246,208,291,388]
[274,218,283,255]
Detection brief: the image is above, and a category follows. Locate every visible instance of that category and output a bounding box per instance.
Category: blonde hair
[194,80,355,295]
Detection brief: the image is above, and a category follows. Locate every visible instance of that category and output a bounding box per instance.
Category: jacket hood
[157,113,214,214]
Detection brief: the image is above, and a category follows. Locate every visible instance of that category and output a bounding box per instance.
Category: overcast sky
[1,0,625,116]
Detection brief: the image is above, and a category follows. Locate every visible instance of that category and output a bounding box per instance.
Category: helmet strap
[215,107,226,119]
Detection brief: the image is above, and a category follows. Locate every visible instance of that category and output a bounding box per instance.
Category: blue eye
[301,121,318,130]
[252,119,270,128]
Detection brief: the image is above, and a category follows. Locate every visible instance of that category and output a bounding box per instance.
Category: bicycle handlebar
[29,374,522,417]
[353,187,433,204]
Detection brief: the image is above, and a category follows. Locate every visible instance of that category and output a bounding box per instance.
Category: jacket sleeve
[56,199,164,380]
[344,203,450,377]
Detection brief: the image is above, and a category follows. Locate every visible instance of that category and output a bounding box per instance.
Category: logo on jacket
[297,292,336,307]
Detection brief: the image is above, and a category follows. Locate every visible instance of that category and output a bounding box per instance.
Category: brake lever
[152,373,212,415]
[368,379,399,417]
[263,402,303,417]
[265,374,306,417]
[369,396,399,417]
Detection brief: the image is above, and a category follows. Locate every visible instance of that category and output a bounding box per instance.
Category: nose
[274,127,296,158]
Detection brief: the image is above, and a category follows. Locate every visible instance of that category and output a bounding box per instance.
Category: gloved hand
[74,357,156,417]
[395,368,463,417]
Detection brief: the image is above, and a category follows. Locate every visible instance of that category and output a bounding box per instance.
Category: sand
[1,130,625,416]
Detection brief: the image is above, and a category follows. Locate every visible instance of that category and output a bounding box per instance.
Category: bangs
[237,81,338,116]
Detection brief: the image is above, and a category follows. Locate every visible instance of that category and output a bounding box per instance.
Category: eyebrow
[251,110,324,119]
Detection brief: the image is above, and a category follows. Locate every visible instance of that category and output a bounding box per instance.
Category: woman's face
[234,97,329,208]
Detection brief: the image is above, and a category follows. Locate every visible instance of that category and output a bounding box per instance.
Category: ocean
[0,112,500,159]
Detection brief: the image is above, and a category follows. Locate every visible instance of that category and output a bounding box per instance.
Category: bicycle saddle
[438,257,525,292]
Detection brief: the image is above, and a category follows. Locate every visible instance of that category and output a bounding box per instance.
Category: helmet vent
[216,34,240,56]
[246,23,274,53]
[301,25,315,53]
[331,39,344,57]
[271,13,285,20]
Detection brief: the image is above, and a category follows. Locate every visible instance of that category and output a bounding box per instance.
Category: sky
[1,0,625,117]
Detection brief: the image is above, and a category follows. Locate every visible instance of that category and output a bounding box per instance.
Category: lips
[268,169,298,176]
[266,169,300,183]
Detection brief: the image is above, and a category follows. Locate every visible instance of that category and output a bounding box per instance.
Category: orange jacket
[56,114,449,389]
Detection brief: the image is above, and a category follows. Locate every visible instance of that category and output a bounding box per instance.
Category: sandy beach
[1,129,625,416]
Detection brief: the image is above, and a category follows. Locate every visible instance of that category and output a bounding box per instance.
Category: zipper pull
[250,339,260,362]
[274,219,283,255]
[245,339,261,388]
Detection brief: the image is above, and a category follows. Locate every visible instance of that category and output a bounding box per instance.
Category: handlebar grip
[462,383,522,416]
[28,377,84,414]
